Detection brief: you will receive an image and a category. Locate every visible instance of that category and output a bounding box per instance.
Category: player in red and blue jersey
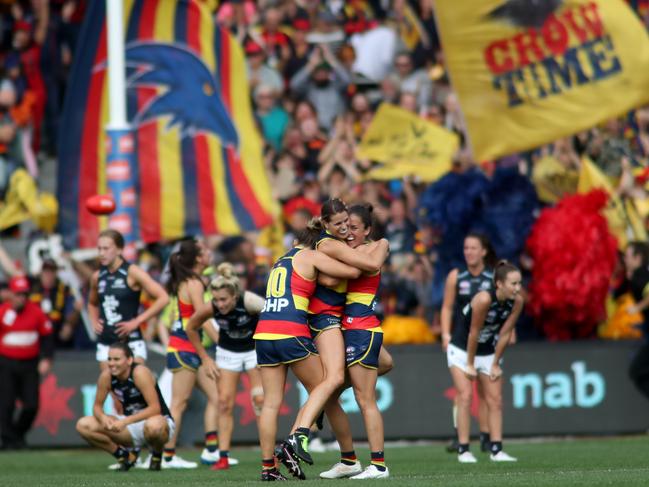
[322,203,391,480]
[253,229,362,481]
[162,239,220,468]
[287,199,390,471]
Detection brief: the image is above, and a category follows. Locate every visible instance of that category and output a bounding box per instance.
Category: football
[85,194,116,215]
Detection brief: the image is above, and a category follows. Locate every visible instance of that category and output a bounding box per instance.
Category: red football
[85,194,116,215]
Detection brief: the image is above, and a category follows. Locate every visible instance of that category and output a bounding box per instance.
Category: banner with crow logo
[434,0,649,161]
[58,0,275,248]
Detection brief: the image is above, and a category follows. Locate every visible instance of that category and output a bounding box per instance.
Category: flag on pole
[58,0,275,248]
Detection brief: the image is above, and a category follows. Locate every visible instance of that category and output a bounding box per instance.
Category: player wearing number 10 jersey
[253,230,361,481]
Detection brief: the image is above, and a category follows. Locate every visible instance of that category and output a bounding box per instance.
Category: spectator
[392,51,432,112]
[245,40,283,95]
[254,84,290,151]
[349,13,397,82]
[290,43,350,131]
[283,17,312,81]
[0,275,53,449]
[385,197,418,261]
[258,6,291,70]
[617,242,649,402]
[9,2,48,153]
[29,259,81,349]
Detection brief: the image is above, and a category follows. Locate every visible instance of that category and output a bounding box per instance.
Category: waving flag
[58,0,274,248]
[434,0,649,161]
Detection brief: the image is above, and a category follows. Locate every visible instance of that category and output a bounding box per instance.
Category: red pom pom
[526,190,618,340]
[85,194,116,215]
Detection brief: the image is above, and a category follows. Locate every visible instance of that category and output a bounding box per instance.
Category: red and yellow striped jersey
[308,230,347,318]
[168,298,201,353]
[343,271,382,331]
[255,247,316,339]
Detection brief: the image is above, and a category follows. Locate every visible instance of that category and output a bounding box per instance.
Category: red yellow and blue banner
[58,0,274,248]
[434,0,649,161]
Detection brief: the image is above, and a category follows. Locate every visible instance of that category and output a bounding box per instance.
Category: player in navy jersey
[441,233,495,453]
[76,342,174,471]
[88,230,169,369]
[449,261,523,464]
[185,262,265,470]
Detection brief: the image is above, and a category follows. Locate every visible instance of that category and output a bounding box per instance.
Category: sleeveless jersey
[451,288,514,355]
[455,267,494,314]
[168,289,202,354]
[97,261,142,345]
[343,271,381,331]
[212,294,258,353]
[255,247,317,339]
[111,364,171,418]
[308,230,347,319]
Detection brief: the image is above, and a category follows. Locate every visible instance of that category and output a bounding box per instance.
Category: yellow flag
[357,103,460,182]
[577,158,646,247]
[434,0,649,161]
[531,155,579,203]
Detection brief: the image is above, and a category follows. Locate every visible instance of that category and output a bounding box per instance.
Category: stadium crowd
[0,0,647,352]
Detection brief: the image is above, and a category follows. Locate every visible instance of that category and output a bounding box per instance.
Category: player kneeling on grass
[76,342,175,471]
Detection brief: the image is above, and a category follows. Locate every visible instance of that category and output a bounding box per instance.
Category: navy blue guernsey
[212,294,258,353]
[110,364,171,418]
[451,288,514,356]
[455,267,494,314]
[97,261,142,345]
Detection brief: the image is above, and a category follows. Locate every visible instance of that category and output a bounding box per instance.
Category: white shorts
[119,415,175,448]
[216,346,257,372]
[447,344,499,376]
[96,340,148,362]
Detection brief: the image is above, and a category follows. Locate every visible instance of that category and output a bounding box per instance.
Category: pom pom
[526,190,618,340]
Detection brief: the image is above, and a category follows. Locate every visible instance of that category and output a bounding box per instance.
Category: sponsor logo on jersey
[480,281,492,290]
[458,281,471,295]
[112,278,126,289]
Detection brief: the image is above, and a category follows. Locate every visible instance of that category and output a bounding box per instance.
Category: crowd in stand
[0,0,648,351]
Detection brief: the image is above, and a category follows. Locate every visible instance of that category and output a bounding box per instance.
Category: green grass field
[1,437,648,486]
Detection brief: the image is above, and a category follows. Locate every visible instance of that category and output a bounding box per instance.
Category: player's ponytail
[166,239,203,296]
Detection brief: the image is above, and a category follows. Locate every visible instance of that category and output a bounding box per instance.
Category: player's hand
[110,419,127,433]
[465,364,477,380]
[102,416,116,430]
[201,357,220,381]
[38,358,52,375]
[116,319,140,337]
[93,319,104,334]
[441,333,451,352]
[490,364,503,382]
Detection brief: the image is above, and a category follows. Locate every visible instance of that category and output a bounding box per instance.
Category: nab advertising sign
[26,341,649,446]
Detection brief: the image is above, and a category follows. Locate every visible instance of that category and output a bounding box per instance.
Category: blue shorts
[166,351,201,372]
[344,329,383,369]
[308,314,342,339]
[255,337,318,367]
